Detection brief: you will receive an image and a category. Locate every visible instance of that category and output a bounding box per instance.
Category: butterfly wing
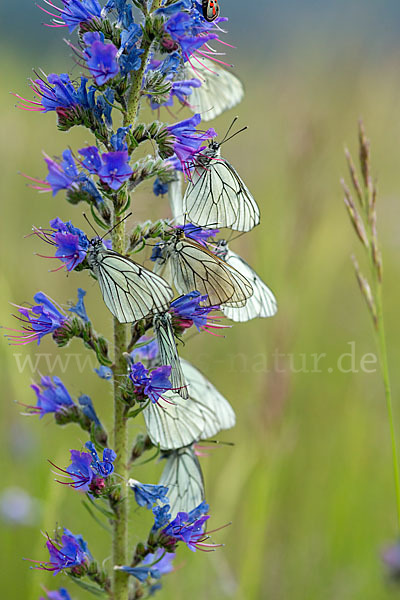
[168,171,184,221]
[183,156,260,232]
[143,359,235,449]
[159,446,205,518]
[182,358,236,438]
[221,246,278,322]
[89,247,173,324]
[153,312,189,399]
[184,59,244,122]
[169,237,253,307]
[143,393,204,450]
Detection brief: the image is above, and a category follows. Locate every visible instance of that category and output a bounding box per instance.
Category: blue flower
[83,32,119,86]
[129,362,173,403]
[161,502,212,552]
[78,146,102,174]
[40,588,72,600]
[65,450,95,492]
[16,73,114,129]
[26,74,80,113]
[130,336,159,362]
[29,375,75,418]
[44,150,79,196]
[35,150,103,206]
[153,178,169,196]
[52,443,116,493]
[34,218,89,272]
[110,127,131,151]
[170,291,223,333]
[179,223,219,247]
[382,541,400,577]
[164,11,218,60]
[7,292,68,346]
[142,548,175,576]
[69,289,89,322]
[128,479,169,509]
[94,365,113,380]
[61,0,102,32]
[98,151,133,189]
[155,0,192,17]
[38,529,90,574]
[78,146,133,190]
[38,0,102,32]
[78,395,102,427]
[167,114,216,169]
[119,46,145,75]
[114,565,160,582]
[85,441,116,477]
[152,505,171,531]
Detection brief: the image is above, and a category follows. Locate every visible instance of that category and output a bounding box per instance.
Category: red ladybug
[202,0,220,22]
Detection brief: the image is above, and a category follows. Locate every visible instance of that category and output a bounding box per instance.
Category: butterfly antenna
[229,231,247,243]
[220,116,239,144]
[100,212,132,240]
[220,126,248,147]
[83,213,100,237]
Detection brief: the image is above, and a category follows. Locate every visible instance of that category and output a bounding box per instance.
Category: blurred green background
[3,1,400,599]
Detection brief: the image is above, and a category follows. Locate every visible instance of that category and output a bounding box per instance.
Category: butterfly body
[202,0,220,22]
[183,140,260,232]
[153,230,253,307]
[153,312,189,399]
[87,237,173,324]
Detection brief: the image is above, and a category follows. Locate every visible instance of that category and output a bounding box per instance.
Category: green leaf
[127,401,149,419]
[67,575,107,597]
[82,500,112,533]
[86,493,116,519]
[90,204,109,231]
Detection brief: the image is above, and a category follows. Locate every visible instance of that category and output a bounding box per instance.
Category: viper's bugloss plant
[7,1,278,598]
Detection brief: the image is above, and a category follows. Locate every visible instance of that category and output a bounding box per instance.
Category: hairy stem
[112,7,162,595]
[112,216,129,600]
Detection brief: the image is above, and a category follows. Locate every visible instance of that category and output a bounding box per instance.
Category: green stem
[111,217,129,600]
[112,7,161,595]
[373,272,400,531]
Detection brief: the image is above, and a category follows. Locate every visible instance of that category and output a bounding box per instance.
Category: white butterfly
[182,124,260,232]
[159,445,205,519]
[184,58,244,122]
[214,240,278,322]
[153,312,189,399]
[152,228,253,308]
[143,358,236,450]
[87,237,173,324]
[168,171,184,222]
